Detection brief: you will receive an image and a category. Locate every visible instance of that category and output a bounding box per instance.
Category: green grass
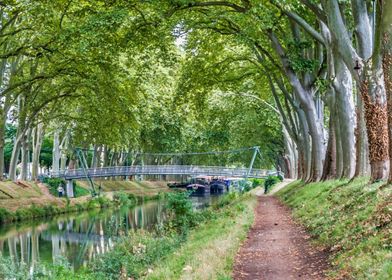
[76,180,169,196]
[276,178,392,279]
[145,194,257,280]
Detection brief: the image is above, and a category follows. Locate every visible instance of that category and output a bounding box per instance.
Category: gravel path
[233,196,329,280]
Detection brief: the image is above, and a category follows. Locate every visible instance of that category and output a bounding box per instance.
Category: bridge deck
[51,165,280,180]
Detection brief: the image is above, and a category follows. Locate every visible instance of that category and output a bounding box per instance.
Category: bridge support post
[66,179,74,198]
[247,146,260,178]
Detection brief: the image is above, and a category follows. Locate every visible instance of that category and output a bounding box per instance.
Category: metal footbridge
[50,146,282,196]
[51,165,280,180]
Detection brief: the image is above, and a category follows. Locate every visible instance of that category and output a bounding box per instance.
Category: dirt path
[233,196,329,280]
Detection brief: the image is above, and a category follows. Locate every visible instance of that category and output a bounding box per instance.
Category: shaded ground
[233,195,329,280]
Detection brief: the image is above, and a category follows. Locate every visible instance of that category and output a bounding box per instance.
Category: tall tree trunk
[322,0,389,180]
[322,90,338,180]
[334,103,344,178]
[52,130,60,174]
[322,115,337,180]
[0,112,6,180]
[334,57,356,178]
[354,90,370,176]
[20,128,31,180]
[381,0,392,182]
[9,140,21,181]
[91,144,98,168]
[9,96,26,181]
[297,109,311,180]
[32,124,44,181]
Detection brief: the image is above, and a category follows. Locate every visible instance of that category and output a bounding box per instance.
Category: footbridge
[50,146,282,197]
[51,165,279,180]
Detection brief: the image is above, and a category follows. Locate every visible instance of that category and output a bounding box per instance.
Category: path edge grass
[276,178,392,280]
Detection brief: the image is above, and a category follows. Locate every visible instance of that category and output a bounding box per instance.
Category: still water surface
[0,195,219,271]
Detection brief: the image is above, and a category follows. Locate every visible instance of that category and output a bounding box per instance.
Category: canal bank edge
[0,180,169,225]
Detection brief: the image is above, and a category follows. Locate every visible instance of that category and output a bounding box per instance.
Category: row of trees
[0,1,283,181]
[154,0,392,182]
[8,0,392,183]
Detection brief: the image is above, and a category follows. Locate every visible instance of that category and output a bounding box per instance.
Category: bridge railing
[50,165,283,180]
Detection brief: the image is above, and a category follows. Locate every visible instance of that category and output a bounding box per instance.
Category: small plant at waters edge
[165,191,193,234]
[113,191,137,206]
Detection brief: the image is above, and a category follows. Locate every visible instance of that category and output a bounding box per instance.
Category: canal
[0,194,219,271]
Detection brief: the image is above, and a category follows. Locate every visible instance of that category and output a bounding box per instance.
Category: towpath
[233,181,329,279]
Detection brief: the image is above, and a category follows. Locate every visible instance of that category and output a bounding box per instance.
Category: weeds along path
[233,196,329,280]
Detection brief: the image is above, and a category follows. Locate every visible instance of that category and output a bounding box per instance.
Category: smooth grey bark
[20,128,31,180]
[59,133,68,172]
[9,95,27,181]
[268,31,325,181]
[91,144,98,168]
[334,56,356,178]
[9,139,21,181]
[31,123,44,181]
[52,130,60,174]
[322,94,338,180]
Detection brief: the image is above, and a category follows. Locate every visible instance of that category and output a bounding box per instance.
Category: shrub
[91,232,180,279]
[264,175,280,193]
[165,191,193,234]
[113,192,137,206]
[0,208,14,224]
[252,178,263,188]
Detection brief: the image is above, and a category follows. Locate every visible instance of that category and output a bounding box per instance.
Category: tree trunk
[32,124,44,181]
[297,109,311,180]
[9,96,26,181]
[52,130,60,174]
[334,103,343,178]
[91,144,98,168]
[322,114,337,180]
[381,0,392,182]
[354,89,370,176]
[361,76,389,180]
[20,128,31,180]
[0,112,5,180]
[334,57,356,178]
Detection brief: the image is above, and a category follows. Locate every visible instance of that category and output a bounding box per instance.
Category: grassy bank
[145,193,257,280]
[77,180,170,196]
[0,193,129,225]
[276,178,392,279]
[0,191,165,225]
[0,181,43,199]
[0,179,168,225]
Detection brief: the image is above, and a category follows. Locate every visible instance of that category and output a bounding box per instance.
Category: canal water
[0,195,219,271]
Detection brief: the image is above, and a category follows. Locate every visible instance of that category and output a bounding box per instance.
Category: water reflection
[0,200,166,271]
[0,195,218,272]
